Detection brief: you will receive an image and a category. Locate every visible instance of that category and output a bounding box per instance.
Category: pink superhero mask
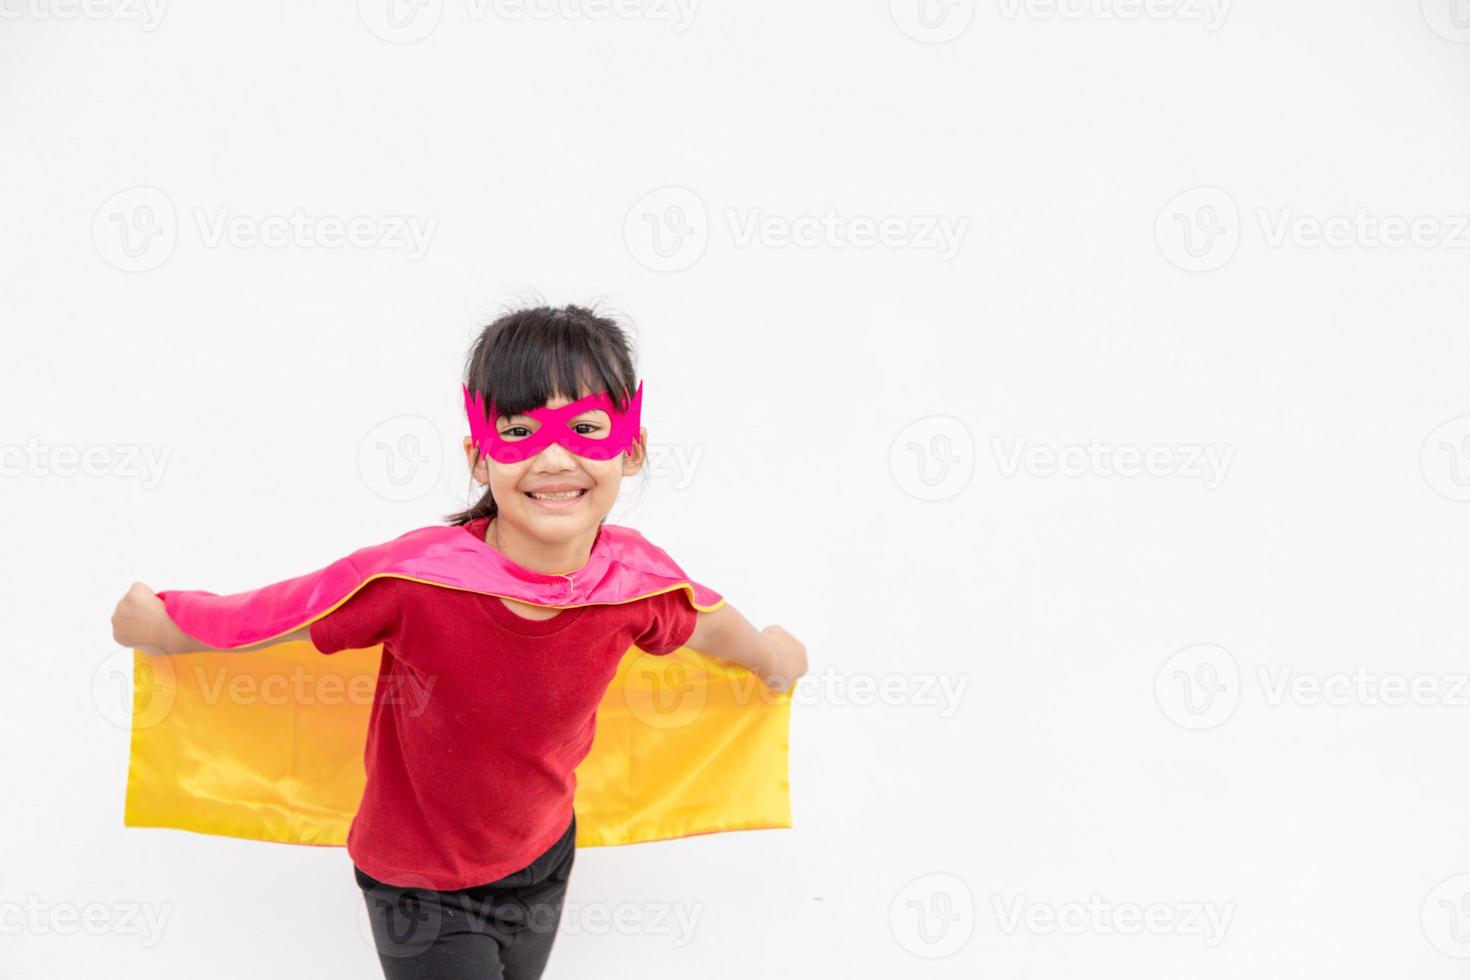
[463,380,644,463]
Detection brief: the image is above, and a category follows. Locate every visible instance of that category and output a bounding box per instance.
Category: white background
[3,0,1470,976]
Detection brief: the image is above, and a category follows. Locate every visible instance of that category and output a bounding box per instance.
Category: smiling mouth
[526,489,588,501]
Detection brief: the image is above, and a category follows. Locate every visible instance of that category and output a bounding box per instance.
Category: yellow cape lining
[124,577,792,850]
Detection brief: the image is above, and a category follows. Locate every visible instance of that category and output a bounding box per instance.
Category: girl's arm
[685,602,807,693]
[111,581,311,655]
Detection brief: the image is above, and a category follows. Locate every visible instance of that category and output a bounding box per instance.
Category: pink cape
[157,522,725,648]
[125,521,793,853]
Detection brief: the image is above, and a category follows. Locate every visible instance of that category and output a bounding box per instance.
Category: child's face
[462,390,646,545]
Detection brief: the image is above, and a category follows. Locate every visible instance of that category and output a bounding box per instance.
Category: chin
[511,505,607,540]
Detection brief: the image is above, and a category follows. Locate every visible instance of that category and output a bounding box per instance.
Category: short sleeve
[309,577,401,655]
[634,589,698,656]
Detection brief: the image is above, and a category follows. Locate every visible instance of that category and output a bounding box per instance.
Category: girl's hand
[685,604,807,694]
[111,582,173,655]
[758,624,807,694]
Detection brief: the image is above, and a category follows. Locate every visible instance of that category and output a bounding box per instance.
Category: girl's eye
[500,426,532,440]
[573,422,604,436]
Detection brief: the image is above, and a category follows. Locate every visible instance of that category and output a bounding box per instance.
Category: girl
[111,303,808,980]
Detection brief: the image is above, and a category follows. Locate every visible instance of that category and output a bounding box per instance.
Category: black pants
[355,812,577,980]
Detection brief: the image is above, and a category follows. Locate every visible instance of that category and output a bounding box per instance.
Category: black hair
[445,301,641,526]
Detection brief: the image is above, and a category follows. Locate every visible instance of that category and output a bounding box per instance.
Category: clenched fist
[759,624,808,694]
[111,581,170,655]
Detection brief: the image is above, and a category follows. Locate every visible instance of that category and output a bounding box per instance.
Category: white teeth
[529,490,585,500]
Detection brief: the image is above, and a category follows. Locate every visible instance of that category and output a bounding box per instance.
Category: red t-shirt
[308,516,699,890]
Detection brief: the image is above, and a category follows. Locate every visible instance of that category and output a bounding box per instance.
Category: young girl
[110,303,808,980]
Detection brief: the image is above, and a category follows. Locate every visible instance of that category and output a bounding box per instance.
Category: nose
[529,439,579,472]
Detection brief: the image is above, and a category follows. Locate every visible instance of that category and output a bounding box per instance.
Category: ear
[621,426,649,476]
[463,435,491,485]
